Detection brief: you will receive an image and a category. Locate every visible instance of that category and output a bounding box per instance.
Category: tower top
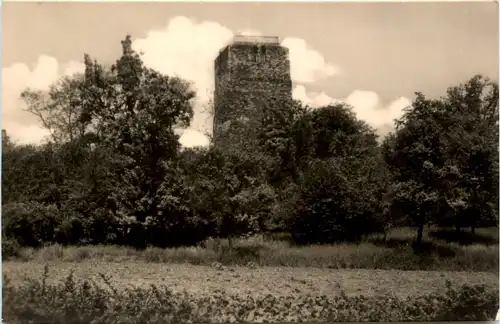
[218,35,282,54]
[231,34,280,45]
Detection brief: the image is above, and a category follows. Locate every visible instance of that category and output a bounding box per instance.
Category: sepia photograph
[2,1,499,322]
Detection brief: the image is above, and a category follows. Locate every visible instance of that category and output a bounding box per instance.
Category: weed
[6,227,499,272]
[3,268,498,323]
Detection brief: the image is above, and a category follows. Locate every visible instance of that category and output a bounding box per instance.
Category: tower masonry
[213,35,293,150]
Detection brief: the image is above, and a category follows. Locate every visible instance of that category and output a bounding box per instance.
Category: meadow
[5,226,498,272]
[3,226,499,322]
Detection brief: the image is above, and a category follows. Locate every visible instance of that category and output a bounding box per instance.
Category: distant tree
[21,75,88,144]
[2,130,14,152]
[308,103,379,160]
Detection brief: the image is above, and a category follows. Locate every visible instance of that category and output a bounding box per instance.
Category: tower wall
[213,37,292,150]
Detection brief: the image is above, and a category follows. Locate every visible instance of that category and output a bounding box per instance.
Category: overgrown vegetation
[6,228,498,272]
[3,266,498,323]
[3,35,498,259]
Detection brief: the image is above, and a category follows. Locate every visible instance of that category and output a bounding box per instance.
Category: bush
[54,212,89,245]
[2,238,21,260]
[289,158,387,245]
[437,280,500,320]
[3,202,62,247]
[3,269,498,323]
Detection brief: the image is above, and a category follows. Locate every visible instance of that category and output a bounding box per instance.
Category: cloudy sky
[2,2,498,147]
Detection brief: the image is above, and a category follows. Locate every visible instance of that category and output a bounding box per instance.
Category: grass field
[7,226,499,272]
[3,226,499,322]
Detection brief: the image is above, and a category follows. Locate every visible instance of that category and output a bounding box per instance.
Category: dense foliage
[2,35,498,250]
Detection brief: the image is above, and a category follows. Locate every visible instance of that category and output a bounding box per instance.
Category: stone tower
[213,35,292,150]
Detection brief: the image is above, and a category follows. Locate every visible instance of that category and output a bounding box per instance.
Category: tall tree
[286,103,388,244]
[384,75,499,244]
[20,35,198,248]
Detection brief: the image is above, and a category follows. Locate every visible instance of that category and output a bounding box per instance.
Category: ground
[3,261,498,299]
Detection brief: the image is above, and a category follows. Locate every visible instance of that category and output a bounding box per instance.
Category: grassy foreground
[3,265,498,323]
[5,262,497,298]
[4,227,498,322]
[8,227,499,272]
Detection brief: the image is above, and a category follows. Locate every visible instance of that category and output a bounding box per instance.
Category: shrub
[3,269,498,323]
[289,158,387,244]
[437,280,500,320]
[2,238,21,260]
[54,211,89,245]
[3,202,62,247]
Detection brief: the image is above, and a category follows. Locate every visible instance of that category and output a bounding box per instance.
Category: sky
[2,2,498,147]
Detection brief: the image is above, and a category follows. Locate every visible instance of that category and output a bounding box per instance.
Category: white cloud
[2,15,406,146]
[292,85,341,108]
[386,96,412,121]
[63,60,87,77]
[2,56,84,145]
[281,37,340,84]
[292,84,411,138]
[345,90,381,114]
[132,16,234,148]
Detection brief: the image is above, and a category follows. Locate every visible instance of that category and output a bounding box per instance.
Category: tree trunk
[455,224,461,234]
[416,225,424,246]
[471,225,476,235]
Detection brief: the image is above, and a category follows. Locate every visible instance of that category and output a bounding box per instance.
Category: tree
[256,98,307,186]
[19,35,199,248]
[440,75,499,232]
[308,103,379,160]
[179,145,276,247]
[21,75,88,144]
[286,103,388,244]
[289,154,389,244]
[384,75,499,244]
[2,130,14,152]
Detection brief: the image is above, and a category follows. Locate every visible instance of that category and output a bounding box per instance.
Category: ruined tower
[213,35,292,150]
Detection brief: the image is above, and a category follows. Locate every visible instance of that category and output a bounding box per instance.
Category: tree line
[2,36,498,250]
